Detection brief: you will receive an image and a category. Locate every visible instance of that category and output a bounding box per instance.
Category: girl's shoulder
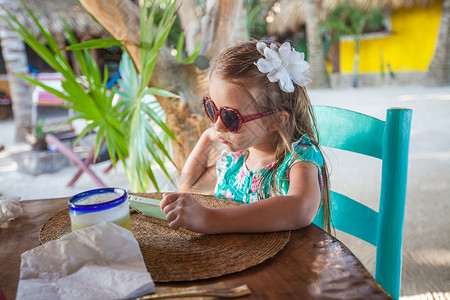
[280,134,325,190]
[288,134,324,167]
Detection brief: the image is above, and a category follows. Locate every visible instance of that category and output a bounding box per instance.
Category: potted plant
[25,117,54,151]
[3,0,183,191]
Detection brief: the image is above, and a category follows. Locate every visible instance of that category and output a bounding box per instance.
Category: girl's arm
[162,161,321,233]
[178,127,218,194]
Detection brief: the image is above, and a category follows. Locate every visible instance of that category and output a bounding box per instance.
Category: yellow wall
[339,1,442,73]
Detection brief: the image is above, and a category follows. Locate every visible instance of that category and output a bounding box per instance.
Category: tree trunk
[425,0,450,86]
[164,0,247,170]
[0,0,33,142]
[352,39,360,88]
[79,0,141,71]
[177,0,201,54]
[79,0,247,171]
[330,41,340,73]
[304,0,330,89]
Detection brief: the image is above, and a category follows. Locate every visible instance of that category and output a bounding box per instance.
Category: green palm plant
[245,0,270,39]
[3,0,182,192]
[320,3,384,87]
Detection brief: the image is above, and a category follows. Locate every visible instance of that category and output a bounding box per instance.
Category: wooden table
[0,197,392,299]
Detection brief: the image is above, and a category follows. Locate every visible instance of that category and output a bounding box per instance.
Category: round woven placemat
[40,193,291,282]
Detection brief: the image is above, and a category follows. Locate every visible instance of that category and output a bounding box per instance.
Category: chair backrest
[312,105,412,300]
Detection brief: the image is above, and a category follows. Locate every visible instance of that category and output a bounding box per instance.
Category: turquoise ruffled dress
[214,135,324,203]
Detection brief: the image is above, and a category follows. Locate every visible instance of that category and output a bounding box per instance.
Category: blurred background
[0,0,449,298]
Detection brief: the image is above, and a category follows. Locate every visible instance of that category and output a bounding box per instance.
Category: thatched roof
[2,0,109,45]
[267,0,438,35]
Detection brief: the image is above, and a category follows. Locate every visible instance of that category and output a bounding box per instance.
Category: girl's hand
[160,193,211,233]
[202,126,218,143]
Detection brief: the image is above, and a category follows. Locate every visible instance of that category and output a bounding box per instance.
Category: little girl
[160,40,331,234]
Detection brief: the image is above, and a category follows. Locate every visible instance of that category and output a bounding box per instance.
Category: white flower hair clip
[255,42,312,93]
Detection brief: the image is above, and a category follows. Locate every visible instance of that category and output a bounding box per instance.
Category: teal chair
[312,106,412,300]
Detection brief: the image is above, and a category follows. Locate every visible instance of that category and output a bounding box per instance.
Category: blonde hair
[210,40,331,233]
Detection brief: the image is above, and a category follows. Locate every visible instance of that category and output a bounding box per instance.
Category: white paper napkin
[16,222,155,300]
[0,196,22,228]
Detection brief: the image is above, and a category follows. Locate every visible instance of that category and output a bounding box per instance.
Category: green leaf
[174,32,201,65]
[175,32,185,62]
[15,73,70,101]
[141,103,177,142]
[3,11,66,74]
[66,39,123,51]
[118,52,138,100]
[143,87,179,98]
[140,0,157,68]
[23,4,70,71]
[140,51,159,93]
[73,123,98,146]
[184,38,201,64]
[64,21,90,78]
[93,126,105,159]
[144,122,175,167]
